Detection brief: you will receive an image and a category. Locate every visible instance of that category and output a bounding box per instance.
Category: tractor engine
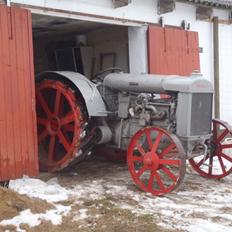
[97,88,176,150]
[96,73,213,158]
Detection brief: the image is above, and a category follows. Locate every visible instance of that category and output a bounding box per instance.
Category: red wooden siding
[148,25,200,76]
[0,5,38,181]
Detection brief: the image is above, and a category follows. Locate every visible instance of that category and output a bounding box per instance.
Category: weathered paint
[0,5,38,181]
[148,25,200,76]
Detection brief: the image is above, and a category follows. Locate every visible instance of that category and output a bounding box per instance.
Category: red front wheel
[189,119,232,179]
[127,127,186,196]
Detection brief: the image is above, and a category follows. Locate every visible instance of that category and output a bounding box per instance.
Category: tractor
[36,69,232,196]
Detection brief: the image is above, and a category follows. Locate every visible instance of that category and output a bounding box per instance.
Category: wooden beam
[213,16,220,119]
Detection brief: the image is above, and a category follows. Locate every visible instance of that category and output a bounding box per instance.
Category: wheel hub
[143,152,159,170]
[47,116,60,135]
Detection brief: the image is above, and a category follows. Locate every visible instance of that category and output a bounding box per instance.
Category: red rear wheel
[189,119,232,179]
[36,79,85,171]
[127,127,186,196]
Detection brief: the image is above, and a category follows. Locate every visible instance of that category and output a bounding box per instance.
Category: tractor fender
[37,71,107,117]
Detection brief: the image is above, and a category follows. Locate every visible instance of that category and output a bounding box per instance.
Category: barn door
[148,25,200,76]
[0,5,38,181]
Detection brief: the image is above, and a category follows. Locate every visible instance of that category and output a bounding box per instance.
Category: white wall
[11,0,232,123]
[219,24,232,123]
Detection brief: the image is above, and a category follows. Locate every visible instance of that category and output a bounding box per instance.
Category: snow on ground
[0,176,71,232]
[9,176,69,203]
[0,205,70,231]
[2,159,232,231]
[65,161,232,232]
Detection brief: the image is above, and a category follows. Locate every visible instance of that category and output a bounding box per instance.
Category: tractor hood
[103,73,214,94]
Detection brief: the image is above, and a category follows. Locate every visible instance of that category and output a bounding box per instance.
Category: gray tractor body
[38,71,214,158]
[104,73,213,147]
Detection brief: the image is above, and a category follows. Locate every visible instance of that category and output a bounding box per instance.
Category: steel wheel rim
[127,127,186,196]
[189,119,232,179]
[36,79,83,171]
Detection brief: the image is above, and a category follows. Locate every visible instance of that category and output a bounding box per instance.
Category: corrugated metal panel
[148,25,200,76]
[187,0,232,8]
[0,5,38,181]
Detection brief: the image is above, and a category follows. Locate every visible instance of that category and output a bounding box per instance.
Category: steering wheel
[92,67,122,83]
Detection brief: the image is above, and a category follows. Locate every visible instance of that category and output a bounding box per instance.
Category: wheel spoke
[136,143,146,156]
[161,166,177,182]
[221,144,232,149]
[147,171,155,190]
[212,121,218,140]
[58,130,71,152]
[154,171,165,191]
[160,143,176,158]
[218,154,226,174]
[217,129,228,143]
[36,90,52,117]
[208,155,213,175]
[220,152,232,163]
[37,117,47,126]
[38,129,49,143]
[48,135,56,162]
[145,129,153,150]
[136,165,148,178]
[60,113,75,126]
[54,89,62,115]
[160,159,181,166]
[197,154,209,167]
[133,156,143,162]
[151,132,163,153]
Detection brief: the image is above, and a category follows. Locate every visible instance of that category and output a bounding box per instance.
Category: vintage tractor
[35,69,232,196]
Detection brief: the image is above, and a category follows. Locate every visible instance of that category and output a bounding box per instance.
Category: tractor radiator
[176,93,213,138]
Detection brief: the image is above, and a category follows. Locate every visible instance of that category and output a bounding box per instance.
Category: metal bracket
[158,0,175,15]
[196,6,213,21]
[112,0,131,8]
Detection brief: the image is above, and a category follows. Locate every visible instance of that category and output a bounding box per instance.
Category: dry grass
[20,197,176,232]
[0,187,54,221]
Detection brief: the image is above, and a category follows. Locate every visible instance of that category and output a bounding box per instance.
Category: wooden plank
[0,5,38,181]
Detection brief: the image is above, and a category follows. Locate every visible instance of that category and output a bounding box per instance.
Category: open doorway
[32,14,129,80]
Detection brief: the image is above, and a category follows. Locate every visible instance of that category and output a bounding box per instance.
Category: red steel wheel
[127,127,186,196]
[36,79,85,172]
[189,119,232,179]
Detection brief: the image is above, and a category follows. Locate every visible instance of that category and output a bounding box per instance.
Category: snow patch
[9,176,69,203]
[0,176,72,231]
[0,205,70,232]
[73,209,88,221]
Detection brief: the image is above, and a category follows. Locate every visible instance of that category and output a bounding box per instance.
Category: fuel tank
[103,73,213,94]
